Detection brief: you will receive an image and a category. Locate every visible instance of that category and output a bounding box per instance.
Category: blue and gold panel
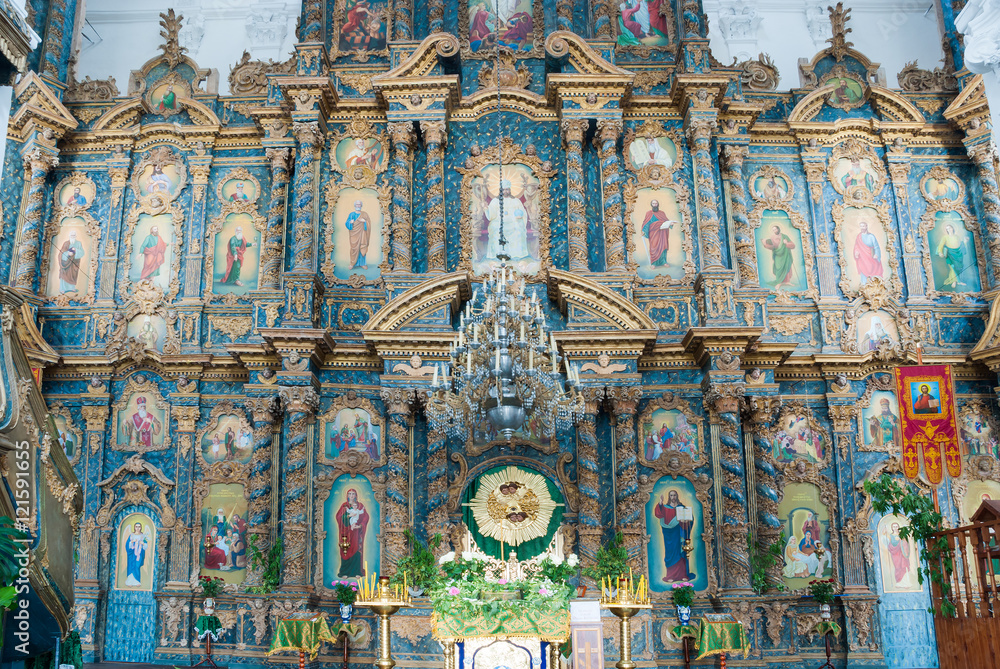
[320,474,381,589]
[115,512,155,591]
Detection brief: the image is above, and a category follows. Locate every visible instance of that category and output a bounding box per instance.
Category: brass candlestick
[357,576,411,669]
[601,577,651,669]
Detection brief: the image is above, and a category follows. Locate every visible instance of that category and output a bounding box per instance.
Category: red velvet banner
[894,365,961,485]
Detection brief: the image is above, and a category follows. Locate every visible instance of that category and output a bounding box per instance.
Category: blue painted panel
[104,505,159,662]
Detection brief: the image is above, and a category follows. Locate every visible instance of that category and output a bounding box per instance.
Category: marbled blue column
[971,145,1000,288]
[261,148,290,289]
[687,117,724,268]
[609,388,641,569]
[597,119,625,271]
[563,119,589,272]
[424,427,449,541]
[708,384,752,593]
[721,144,757,286]
[421,120,447,272]
[278,387,318,589]
[289,122,322,272]
[382,388,414,566]
[576,395,602,572]
[13,150,56,291]
[388,122,416,272]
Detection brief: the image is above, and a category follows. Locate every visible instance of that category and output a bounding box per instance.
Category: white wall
[702,0,945,89]
[75,0,299,95]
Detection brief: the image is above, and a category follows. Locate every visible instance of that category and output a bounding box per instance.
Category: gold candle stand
[601,577,651,669]
[357,576,411,669]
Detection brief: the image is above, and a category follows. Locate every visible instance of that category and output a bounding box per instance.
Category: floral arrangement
[199,575,225,598]
[534,553,579,585]
[808,578,836,605]
[670,582,695,607]
[332,579,359,606]
[439,550,489,581]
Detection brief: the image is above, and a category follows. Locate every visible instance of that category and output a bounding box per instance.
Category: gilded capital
[827,403,857,433]
[388,121,417,148]
[245,396,279,425]
[292,121,323,151]
[420,120,448,147]
[172,405,201,433]
[380,387,416,416]
[80,405,110,432]
[705,383,745,415]
[265,147,291,175]
[607,385,641,416]
[721,144,749,170]
[278,385,320,415]
[596,118,622,143]
[561,118,589,145]
[22,149,58,174]
[745,395,780,427]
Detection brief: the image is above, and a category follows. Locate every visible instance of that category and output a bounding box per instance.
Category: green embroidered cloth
[431,608,570,641]
[695,616,750,661]
[669,624,700,642]
[195,615,224,642]
[329,621,362,641]
[267,616,335,660]
[813,621,842,638]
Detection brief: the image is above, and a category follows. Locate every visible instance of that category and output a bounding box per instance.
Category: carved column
[13,149,58,291]
[596,119,626,272]
[260,148,290,290]
[563,119,590,272]
[381,388,415,567]
[707,382,751,593]
[428,0,444,32]
[422,120,448,273]
[609,386,642,570]
[78,403,110,582]
[721,144,757,286]
[388,122,417,273]
[184,152,213,298]
[745,395,782,586]
[802,147,838,297]
[170,403,201,585]
[394,0,412,39]
[828,401,868,593]
[278,386,319,590]
[245,396,279,585]
[424,425,449,546]
[686,117,724,269]
[289,121,323,272]
[886,147,924,299]
[575,387,604,571]
[970,145,1000,287]
[98,147,132,300]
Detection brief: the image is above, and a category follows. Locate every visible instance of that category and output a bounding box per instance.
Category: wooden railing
[928,518,1000,669]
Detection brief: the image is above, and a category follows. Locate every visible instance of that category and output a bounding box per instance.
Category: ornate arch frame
[819,65,871,112]
[313,470,387,596]
[768,401,834,469]
[47,402,83,465]
[41,174,102,306]
[328,118,390,176]
[917,165,987,300]
[747,165,819,300]
[317,391,387,473]
[635,392,704,471]
[204,167,267,302]
[110,375,173,452]
[621,122,684,178]
[832,199,902,299]
[638,458,717,599]
[780,459,842,594]
[855,373,897,453]
[329,0,394,63]
[839,279,913,360]
[623,162,696,285]
[95,454,177,529]
[826,138,887,200]
[321,164,392,287]
[191,462,253,589]
[457,136,556,281]
[195,401,254,471]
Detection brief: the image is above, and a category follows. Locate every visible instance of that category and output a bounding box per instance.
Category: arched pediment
[546,270,656,331]
[363,272,471,335]
[92,97,222,132]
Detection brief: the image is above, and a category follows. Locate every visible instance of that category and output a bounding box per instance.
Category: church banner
[894,365,961,485]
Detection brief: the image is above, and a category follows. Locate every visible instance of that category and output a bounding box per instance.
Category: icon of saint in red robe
[852,221,883,284]
[653,490,694,582]
[641,199,674,268]
[336,489,369,577]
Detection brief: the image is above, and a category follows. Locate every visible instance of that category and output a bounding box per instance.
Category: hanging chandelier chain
[495,43,507,252]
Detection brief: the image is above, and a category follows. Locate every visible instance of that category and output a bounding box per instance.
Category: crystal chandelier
[425,46,585,442]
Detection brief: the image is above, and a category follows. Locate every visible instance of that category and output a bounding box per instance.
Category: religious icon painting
[467,0,535,52]
[626,136,678,172]
[631,187,688,281]
[645,476,707,592]
[212,213,262,295]
[115,389,168,452]
[324,407,381,461]
[821,71,866,110]
[135,163,182,199]
[50,411,80,462]
[469,163,543,276]
[46,221,93,301]
[115,512,155,591]
[753,211,808,292]
[876,514,921,594]
[126,314,167,353]
[202,414,254,465]
[219,177,258,204]
[960,480,1000,524]
[831,158,881,197]
[617,0,672,47]
[860,390,903,452]
[772,409,827,464]
[921,174,962,204]
[752,174,791,201]
[640,408,699,462]
[777,483,833,591]
[146,78,190,117]
[338,0,389,53]
[925,211,981,294]
[56,179,94,208]
[129,213,175,292]
[837,206,893,294]
[329,189,384,282]
[323,475,379,587]
[334,137,387,173]
[199,483,249,584]
[856,310,899,354]
[959,403,999,458]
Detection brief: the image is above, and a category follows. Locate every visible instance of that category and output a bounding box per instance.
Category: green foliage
[430,573,572,621]
[199,575,225,598]
[582,532,629,583]
[389,530,442,591]
[670,583,695,607]
[533,554,579,585]
[863,473,955,617]
[246,534,283,594]
[808,578,836,604]
[0,516,26,588]
[747,530,787,595]
[440,552,489,581]
[332,579,359,605]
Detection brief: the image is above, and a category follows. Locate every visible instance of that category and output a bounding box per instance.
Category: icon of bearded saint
[123,396,162,450]
[470,466,560,546]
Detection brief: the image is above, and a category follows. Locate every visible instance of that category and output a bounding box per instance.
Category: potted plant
[199,576,225,614]
[670,582,695,624]
[809,578,836,619]
[390,530,441,596]
[582,532,629,595]
[332,580,359,623]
